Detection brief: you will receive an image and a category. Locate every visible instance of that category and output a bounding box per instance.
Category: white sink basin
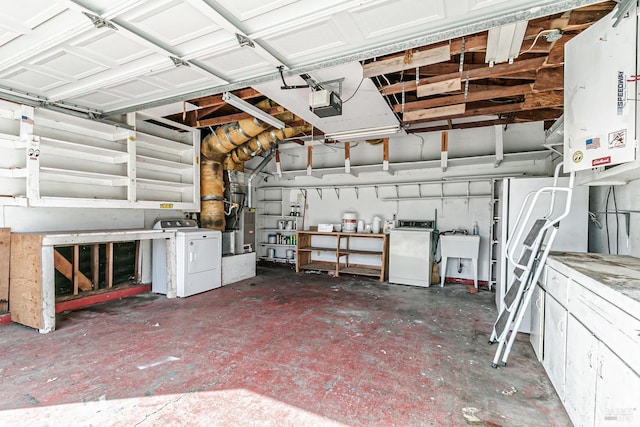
[440,234,480,259]
[440,234,481,288]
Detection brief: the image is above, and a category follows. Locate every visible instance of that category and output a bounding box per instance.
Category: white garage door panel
[0,0,602,114]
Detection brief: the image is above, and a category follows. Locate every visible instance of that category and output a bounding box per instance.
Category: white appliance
[495,177,588,332]
[564,7,637,172]
[152,219,222,297]
[389,220,434,287]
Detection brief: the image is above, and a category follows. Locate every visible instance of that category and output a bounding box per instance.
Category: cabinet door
[543,294,567,399]
[529,284,545,361]
[565,315,597,427]
[595,344,640,427]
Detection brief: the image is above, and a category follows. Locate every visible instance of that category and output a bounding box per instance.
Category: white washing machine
[152,219,222,297]
[388,220,435,287]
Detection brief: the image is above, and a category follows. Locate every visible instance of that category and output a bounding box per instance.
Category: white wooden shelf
[0,101,200,209]
[0,167,26,178]
[137,178,194,192]
[40,136,128,164]
[136,155,193,172]
[40,167,129,186]
[136,132,194,156]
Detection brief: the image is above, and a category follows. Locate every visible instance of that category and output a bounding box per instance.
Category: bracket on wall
[334,187,340,199]
[354,187,359,199]
[315,188,323,200]
[374,186,379,199]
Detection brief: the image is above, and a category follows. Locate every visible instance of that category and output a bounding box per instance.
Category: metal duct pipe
[201,117,268,161]
[226,125,313,170]
[198,96,308,230]
[247,149,275,209]
[200,158,226,230]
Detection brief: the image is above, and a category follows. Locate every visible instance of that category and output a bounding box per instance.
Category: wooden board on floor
[0,228,9,312]
[9,234,44,329]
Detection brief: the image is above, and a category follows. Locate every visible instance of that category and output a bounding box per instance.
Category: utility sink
[440,235,480,260]
[440,235,480,288]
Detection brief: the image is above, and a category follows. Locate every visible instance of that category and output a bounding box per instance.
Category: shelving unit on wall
[488,178,501,291]
[0,101,199,210]
[295,230,388,281]
[255,187,302,264]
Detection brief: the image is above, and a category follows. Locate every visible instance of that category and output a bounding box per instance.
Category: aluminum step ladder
[489,163,574,368]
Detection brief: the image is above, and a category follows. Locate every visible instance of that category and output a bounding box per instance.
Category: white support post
[275,149,282,177]
[306,146,313,176]
[126,113,136,203]
[494,125,504,167]
[344,142,351,174]
[440,131,448,172]
[26,135,40,200]
[382,138,390,171]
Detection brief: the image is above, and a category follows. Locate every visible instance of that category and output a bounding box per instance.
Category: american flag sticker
[585,137,600,150]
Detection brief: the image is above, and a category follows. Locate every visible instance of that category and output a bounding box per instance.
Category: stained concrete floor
[0,266,570,426]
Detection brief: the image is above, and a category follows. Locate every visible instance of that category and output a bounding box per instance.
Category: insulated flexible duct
[199,98,308,231]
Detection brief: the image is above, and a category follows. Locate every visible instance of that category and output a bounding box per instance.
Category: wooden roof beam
[190,105,286,128]
[394,83,533,113]
[406,118,516,133]
[190,88,263,108]
[381,56,549,96]
[402,90,563,125]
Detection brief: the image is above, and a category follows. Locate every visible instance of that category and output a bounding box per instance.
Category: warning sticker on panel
[572,151,584,163]
[585,138,600,150]
[608,129,626,149]
[592,156,611,167]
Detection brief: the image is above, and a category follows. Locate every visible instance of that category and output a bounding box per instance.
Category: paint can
[343,212,357,233]
[267,248,276,258]
[286,249,294,259]
[268,234,276,243]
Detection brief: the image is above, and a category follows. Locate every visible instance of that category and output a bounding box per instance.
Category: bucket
[286,249,295,259]
[267,248,276,258]
[372,216,382,234]
[343,212,357,233]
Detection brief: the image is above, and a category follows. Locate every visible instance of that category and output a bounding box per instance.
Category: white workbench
[10,229,176,333]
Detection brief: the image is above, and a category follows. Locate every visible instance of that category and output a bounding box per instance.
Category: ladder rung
[494,309,511,340]
[504,279,521,308]
[524,219,546,247]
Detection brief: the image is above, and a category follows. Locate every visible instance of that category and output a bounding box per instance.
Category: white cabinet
[529,283,545,361]
[565,315,597,427]
[595,344,640,426]
[564,315,640,427]
[543,253,640,427]
[543,293,567,400]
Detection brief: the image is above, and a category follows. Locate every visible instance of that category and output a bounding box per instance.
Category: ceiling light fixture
[485,21,528,67]
[222,92,285,129]
[324,125,401,142]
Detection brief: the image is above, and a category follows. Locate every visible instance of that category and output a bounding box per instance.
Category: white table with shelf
[10,228,177,334]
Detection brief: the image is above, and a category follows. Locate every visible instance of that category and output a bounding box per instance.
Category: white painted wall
[588,181,640,257]
[253,123,554,282]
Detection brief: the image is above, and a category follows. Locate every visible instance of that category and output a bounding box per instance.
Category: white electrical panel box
[564,8,638,172]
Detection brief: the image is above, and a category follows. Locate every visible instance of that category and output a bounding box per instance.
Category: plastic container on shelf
[342,212,357,233]
[372,216,382,234]
[268,234,276,243]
